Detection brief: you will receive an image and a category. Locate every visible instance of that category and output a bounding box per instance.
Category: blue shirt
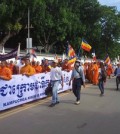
[116,67,120,76]
[71,66,85,82]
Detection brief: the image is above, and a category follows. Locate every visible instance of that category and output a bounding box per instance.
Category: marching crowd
[0,57,120,107]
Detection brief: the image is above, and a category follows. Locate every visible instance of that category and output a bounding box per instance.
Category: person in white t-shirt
[16,58,25,74]
[49,60,64,107]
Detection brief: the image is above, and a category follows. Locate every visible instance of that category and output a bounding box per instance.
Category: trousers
[72,78,82,101]
[98,79,104,94]
[51,80,60,104]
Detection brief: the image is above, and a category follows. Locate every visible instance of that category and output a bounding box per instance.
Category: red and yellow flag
[81,40,92,52]
[68,45,76,58]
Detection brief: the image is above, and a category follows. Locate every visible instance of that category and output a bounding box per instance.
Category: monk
[42,59,51,73]
[0,61,12,80]
[8,60,15,74]
[31,61,36,68]
[83,62,87,79]
[34,61,43,73]
[86,63,91,82]
[89,63,94,83]
[106,64,113,79]
[20,58,36,76]
[62,59,72,72]
[91,62,99,85]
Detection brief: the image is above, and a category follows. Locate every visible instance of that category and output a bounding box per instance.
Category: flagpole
[2,45,5,55]
[17,43,21,57]
[66,41,69,59]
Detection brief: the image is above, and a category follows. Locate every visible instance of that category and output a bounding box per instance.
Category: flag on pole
[67,42,76,66]
[29,48,37,58]
[77,46,82,59]
[2,46,5,54]
[68,44,76,59]
[17,43,21,57]
[15,43,21,60]
[62,53,66,61]
[104,54,111,64]
[81,39,92,52]
[29,48,37,61]
[54,54,58,61]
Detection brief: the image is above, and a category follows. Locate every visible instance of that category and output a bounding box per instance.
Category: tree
[0,0,36,48]
[99,6,120,57]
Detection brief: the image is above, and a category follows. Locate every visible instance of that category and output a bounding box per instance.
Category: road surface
[0,77,120,134]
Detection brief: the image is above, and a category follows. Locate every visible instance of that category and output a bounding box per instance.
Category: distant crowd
[0,57,119,84]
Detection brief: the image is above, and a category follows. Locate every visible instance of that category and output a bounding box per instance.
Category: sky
[98,0,120,11]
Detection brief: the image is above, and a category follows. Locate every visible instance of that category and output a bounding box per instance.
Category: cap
[76,59,81,63]
[53,59,58,63]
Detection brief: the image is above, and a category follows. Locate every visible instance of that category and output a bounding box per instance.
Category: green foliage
[0,0,120,59]
[13,22,22,32]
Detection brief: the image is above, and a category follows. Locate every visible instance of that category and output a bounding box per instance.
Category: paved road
[0,77,120,134]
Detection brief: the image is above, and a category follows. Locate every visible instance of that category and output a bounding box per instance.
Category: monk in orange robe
[85,62,90,81]
[62,59,72,72]
[83,63,88,79]
[91,62,99,85]
[8,60,15,74]
[106,64,113,79]
[86,63,91,82]
[89,63,94,83]
[42,59,51,73]
[35,61,42,73]
[32,61,36,70]
[20,59,36,76]
[0,61,12,80]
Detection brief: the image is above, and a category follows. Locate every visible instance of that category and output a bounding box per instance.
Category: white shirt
[50,67,63,81]
[16,61,25,73]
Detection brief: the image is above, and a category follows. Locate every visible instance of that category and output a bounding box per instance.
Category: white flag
[2,46,5,54]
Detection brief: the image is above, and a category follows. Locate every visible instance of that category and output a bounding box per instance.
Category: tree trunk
[0,32,13,49]
[44,41,57,53]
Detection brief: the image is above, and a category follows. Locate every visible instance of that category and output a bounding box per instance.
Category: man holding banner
[20,58,36,77]
[0,61,12,80]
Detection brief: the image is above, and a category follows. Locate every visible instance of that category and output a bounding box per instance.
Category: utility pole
[26,8,33,53]
[27,8,30,53]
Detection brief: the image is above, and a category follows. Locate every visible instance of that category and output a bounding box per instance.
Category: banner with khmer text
[0,71,72,111]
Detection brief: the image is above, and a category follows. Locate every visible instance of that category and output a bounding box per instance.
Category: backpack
[101,70,107,82]
[45,83,52,96]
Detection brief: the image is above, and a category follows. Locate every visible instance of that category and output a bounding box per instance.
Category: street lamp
[25,8,33,53]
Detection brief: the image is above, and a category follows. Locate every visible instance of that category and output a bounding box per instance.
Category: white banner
[0,71,72,111]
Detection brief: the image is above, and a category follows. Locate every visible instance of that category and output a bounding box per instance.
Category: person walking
[114,63,120,90]
[69,59,85,105]
[49,60,64,107]
[98,62,107,96]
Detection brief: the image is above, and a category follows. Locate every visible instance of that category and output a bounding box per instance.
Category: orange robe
[9,64,14,74]
[35,65,43,73]
[0,67,12,80]
[42,65,51,73]
[62,63,71,72]
[106,65,113,77]
[90,64,94,83]
[86,64,90,81]
[92,64,99,85]
[20,65,36,76]
[83,64,87,78]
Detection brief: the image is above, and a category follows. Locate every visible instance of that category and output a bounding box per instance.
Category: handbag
[45,83,52,96]
[75,68,84,85]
